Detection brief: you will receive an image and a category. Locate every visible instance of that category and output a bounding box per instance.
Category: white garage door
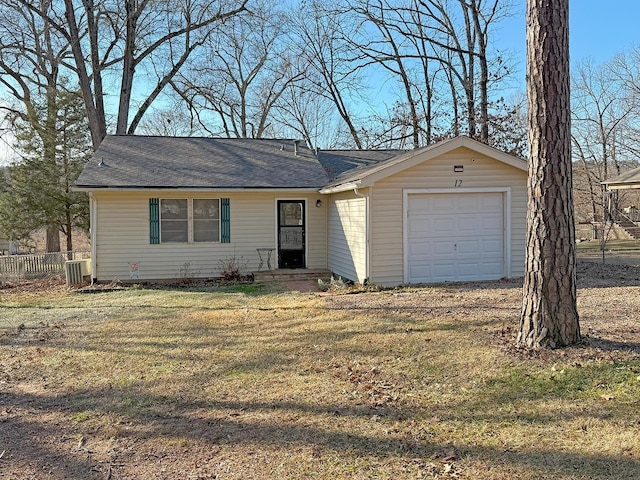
[406,192,505,283]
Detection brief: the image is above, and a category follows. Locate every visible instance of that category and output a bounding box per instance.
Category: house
[601,166,640,239]
[0,238,19,255]
[0,238,10,255]
[602,165,640,191]
[74,135,528,286]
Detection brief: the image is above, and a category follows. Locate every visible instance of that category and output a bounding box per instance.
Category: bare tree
[486,94,527,157]
[0,0,79,251]
[0,8,92,252]
[288,0,366,148]
[611,48,640,162]
[338,0,513,148]
[137,105,202,137]
[614,47,640,102]
[13,0,248,149]
[343,0,426,148]
[271,81,347,149]
[173,1,302,139]
[571,59,637,224]
[414,0,510,142]
[518,0,580,348]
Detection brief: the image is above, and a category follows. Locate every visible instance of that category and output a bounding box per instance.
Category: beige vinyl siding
[369,146,527,286]
[327,190,367,283]
[92,191,327,281]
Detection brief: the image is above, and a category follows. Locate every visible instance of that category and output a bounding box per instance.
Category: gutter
[319,181,363,195]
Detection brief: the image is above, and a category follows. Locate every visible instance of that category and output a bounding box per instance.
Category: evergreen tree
[0,89,90,252]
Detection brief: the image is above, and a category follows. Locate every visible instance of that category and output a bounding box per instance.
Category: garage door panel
[457,196,482,211]
[480,194,503,210]
[432,196,455,210]
[481,262,504,275]
[432,240,455,255]
[431,217,456,232]
[406,192,505,283]
[408,221,430,236]
[456,240,480,254]
[481,239,503,254]
[458,220,482,234]
[432,263,456,279]
[458,262,481,276]
[407,239,432,254]
[479,215,502,230]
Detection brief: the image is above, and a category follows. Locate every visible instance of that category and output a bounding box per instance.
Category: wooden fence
[0,251,90,282]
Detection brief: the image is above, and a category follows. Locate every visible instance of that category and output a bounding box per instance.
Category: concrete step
[253,269,332,282]
[615,221,640,239]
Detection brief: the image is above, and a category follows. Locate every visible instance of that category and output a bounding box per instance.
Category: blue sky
[1,1,638,165]
[502,0,638,69]
[569,0,638,60]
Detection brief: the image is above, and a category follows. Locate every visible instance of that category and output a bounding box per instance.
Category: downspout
[353,187,370,284]
[90,193,97,284]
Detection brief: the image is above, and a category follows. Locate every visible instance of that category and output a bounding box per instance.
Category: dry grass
[576,239,640,251]
[1,270,640,479]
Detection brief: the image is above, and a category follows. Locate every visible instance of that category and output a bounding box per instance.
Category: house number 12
[454,179,463,187]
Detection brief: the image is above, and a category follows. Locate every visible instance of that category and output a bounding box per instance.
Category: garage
[404,190,508,283]
[320,137,527,286]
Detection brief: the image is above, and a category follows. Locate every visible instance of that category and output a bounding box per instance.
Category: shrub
[218,255,250,284]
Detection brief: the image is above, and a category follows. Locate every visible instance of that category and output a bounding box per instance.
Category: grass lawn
[1,278,640,479]
[576,239,640,251]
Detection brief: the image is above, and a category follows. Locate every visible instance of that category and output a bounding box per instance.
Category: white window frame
[160,198,221,244]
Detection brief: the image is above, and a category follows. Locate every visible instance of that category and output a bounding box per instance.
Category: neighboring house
[601,166,640,239]
[74,135,528,286]
[0,238,19,255]
[602,165,640,191]
[0,238,9,255]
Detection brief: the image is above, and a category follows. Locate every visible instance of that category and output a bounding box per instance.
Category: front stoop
[253,269,332,282]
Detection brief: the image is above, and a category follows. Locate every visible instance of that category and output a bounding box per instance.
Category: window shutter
[149,198,160,244]
[221,198,231,243]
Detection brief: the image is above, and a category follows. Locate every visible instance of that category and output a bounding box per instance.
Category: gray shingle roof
[321,136,527,189]
[75,135,525,192]
[75,136,330,189]
[317,149,402,180]
[603,165,640,187]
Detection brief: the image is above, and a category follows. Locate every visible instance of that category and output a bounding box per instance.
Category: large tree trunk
[64,0,106,150]
[518,0,580,348]
[46,226,60,253]
[116,0,139,135]
[468,0,491,142]
[66,208,73,253]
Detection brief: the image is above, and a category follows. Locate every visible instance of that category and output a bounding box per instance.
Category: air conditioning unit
[65,259,92,286]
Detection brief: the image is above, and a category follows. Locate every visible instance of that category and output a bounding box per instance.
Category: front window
[160,198,220,243]
[193,199,220,242]
[160,199,188,243]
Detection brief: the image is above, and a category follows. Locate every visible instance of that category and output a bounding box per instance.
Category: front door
[278,200,305,269]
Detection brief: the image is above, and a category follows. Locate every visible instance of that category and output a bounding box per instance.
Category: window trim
[192,198,221,243]
[160,198,189,243]
[157,198,222,244]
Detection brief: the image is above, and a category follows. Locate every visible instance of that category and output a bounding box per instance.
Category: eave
[73,186,324,193]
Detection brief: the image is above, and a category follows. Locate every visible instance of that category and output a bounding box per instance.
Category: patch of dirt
[326,255,640,365]
[1,254,639,478]
[0,276,68,294]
